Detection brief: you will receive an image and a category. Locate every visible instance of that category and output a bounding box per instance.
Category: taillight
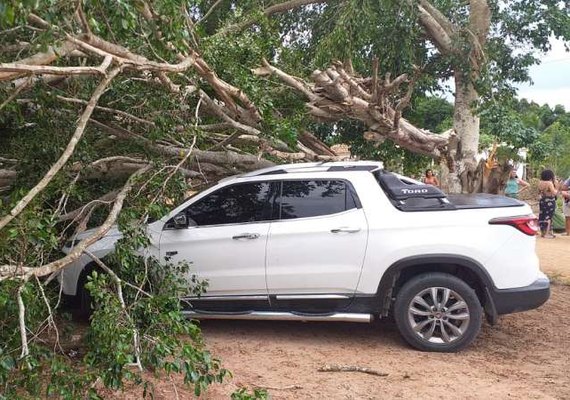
[489,215,539,236]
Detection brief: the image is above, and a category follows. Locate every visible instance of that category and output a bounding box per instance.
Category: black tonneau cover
[447,193,523,209]
[374,170,524,212]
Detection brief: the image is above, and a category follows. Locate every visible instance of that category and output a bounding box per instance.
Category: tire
[394,272,482,352]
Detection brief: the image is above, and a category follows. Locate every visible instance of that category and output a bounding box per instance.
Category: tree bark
[414,0,491,193]
[0,41,77,81]
[442,71,481,193]
[299,131,337,157]
[258,61,451,158]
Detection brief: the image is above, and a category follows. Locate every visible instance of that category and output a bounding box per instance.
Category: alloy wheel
[407,286,470,344]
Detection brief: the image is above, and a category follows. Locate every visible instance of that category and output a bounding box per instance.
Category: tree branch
[0,77,32,111]
[0,41,77,81]
[17,285,29,359]
[0,166,150,279]
[199,90,261,136]
[35,275,63,354]
[88,119,274,171]
[56,95,155,126]
[0,41,31,53]
[299,131,337,157]
[0,169,17,190]
[418,0,455,36]
[58,190,119,222]
[469,0,491,46]
[253,58,318,102]
[412,1,456,55]
[75,0,92,36]
[196,0,224,26]
[156,143,275,170]
[263,61,450,158]
[0,55,112,81]
[318,364,388,377]
[0,64,120,232]
[214,0,332,37]
[193,55,261,124]
[467,0,491,67]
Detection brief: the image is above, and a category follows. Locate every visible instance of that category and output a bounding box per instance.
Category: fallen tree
[0,2,339,397]
[0,0,566,397]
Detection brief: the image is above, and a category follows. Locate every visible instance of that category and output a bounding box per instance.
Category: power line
[540,57,570,65]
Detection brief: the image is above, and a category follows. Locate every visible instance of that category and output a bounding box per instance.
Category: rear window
[278,180,358,220]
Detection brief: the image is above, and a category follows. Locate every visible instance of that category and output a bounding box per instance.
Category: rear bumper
[491,277,550,315]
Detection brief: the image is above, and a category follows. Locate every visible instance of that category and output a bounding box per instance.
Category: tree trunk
[442,71,481,193]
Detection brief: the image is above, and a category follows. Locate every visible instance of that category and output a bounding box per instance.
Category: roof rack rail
[258,169,287,176]
[242,161,384,177]
[327,165,379,172]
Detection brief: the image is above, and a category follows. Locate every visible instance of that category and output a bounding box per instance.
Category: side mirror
[173,212,189,229]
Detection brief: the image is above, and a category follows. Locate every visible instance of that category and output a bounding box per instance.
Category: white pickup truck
[62,161,549,352]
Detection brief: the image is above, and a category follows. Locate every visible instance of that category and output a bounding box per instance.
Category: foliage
[0,0,569,396]
[530,120,570,178]
[406,97,454,134]
[85,246,225,396]
[479,101,540,155]
[230,387,268,400]
[0,167,230,398]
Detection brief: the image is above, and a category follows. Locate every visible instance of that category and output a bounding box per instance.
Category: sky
[440,38,570,110]
[516,38,570,110]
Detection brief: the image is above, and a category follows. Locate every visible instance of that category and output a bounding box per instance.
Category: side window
[279,180,357,220]
[186,182,273,226]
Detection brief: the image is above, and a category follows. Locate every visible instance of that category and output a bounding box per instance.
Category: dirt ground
[113,237,570,399]
[536,234,570,282]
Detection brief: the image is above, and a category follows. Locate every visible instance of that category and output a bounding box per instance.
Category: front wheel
[394,272,482,352]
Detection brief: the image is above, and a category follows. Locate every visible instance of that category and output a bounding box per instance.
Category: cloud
[516,38,570,109]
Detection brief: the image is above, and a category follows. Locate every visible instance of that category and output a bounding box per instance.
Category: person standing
[561,177,570,236]
[423,169,439,187]
[504,167,530,199]
[537,169,559,238]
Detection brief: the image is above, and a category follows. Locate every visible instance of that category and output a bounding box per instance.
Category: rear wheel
[394,272,482,352]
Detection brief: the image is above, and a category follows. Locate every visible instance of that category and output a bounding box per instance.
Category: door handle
[232,233,260,240]
[330,227,361,234]
[165,251,178,256]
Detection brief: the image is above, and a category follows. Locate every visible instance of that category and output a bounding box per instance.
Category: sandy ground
[536,234,570,282]
[112,237,570,399]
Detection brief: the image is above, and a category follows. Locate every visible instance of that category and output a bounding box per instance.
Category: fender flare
[376,254,497,323]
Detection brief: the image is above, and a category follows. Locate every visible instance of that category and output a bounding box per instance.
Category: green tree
[532,121,570,177]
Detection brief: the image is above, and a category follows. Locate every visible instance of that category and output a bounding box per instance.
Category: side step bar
[183,310,372,323]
